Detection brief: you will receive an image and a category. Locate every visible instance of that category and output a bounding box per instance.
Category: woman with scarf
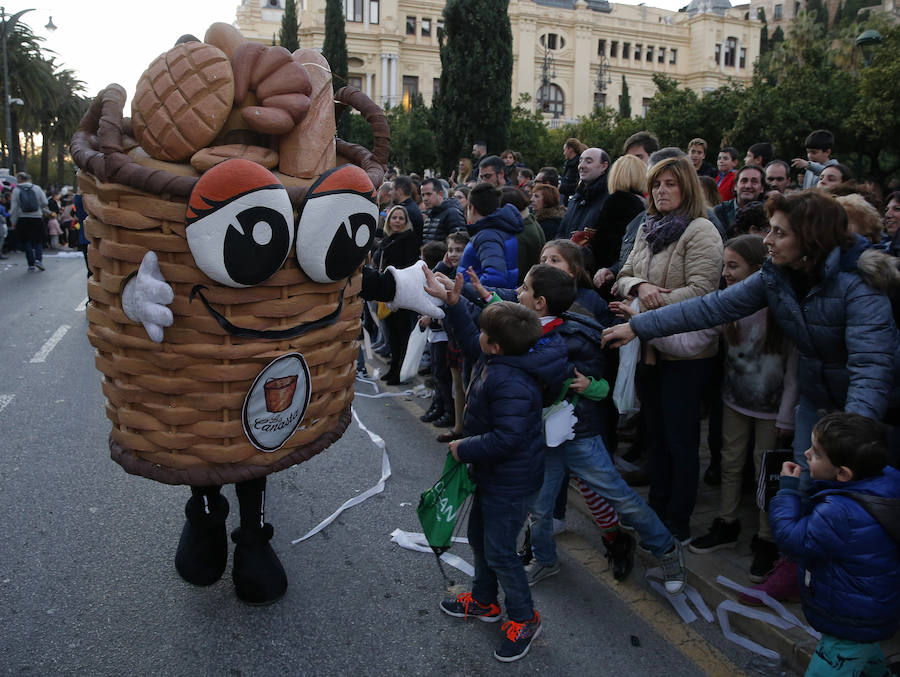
[613,156,724,543]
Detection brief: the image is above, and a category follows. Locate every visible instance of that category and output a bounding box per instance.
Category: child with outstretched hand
[770,412,900,677]
[423,267,568,663]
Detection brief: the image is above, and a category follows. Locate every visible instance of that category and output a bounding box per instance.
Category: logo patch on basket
[242,353,312,451]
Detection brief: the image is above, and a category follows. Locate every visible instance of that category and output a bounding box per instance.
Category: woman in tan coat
[612,156,723,543]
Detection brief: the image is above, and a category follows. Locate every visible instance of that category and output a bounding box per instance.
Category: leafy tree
[758,8,770,55]
[508,94,551,168]
[643,75,703,151]
[433,0,512,173]
[279,0,300,53]
[618,75,631,118]
[322,0,349,138]
[385,94,437,172]
[850,25,900,181]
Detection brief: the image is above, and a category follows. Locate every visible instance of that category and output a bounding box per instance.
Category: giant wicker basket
[71,84,389,487]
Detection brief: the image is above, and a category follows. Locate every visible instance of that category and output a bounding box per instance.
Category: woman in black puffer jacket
[373,205,421,384]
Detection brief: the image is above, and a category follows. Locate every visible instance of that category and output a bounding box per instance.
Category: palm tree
[1,17,51,172]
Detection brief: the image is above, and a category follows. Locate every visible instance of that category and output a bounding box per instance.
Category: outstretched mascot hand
[386,261,445,319]
[122,251,175,343]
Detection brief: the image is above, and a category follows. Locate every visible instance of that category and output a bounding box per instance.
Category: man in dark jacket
[713,164,766,237]
[560,148,611,238]
[421,178,465,244]
[391,175,424,242]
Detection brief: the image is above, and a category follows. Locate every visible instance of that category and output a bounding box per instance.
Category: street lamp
[855,29,883,67]
[537,45,557,116]
[595,54,612,108]
[1,6,35,172]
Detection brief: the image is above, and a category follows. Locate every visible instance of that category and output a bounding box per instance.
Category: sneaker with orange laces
[493,611,542,662]
[440,592,501,622]
[739,557,802,606]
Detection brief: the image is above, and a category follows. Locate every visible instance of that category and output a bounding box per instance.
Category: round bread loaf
[132,42,235,162]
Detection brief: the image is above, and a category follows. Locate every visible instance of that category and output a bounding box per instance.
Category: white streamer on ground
[390,528,474,577]
[291,406,392,544]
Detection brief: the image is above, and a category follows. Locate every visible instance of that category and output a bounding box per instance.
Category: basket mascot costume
[71,24,441,604]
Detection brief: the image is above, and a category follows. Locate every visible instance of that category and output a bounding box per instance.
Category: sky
[18,0,689,106]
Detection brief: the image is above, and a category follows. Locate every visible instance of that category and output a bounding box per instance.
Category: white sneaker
[34,260,45,271]
[525,561,560,587]
[660,541,686,594]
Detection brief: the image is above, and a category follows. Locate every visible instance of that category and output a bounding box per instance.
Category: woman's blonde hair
[457,157,473,183]
[836,193,882,244]
[607,155,647,194]
[646,156,705,220]
[384,204,411,233]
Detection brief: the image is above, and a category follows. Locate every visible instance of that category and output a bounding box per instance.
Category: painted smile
[189,284,346,340]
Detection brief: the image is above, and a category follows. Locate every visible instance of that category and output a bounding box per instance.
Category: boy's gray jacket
[631,235,900,420]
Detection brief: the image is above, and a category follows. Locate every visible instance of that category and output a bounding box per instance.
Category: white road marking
[30,325,71,363]
[75,296,88,312]
[0,394,14,413]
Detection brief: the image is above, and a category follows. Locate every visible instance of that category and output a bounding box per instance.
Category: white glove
[122,251,174,343]
[386,262,445,319]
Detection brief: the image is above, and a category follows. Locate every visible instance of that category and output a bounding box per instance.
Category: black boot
[175,486,229,586]
[420,401,443,423]
[604,530,636,581]
[232,477,288,604]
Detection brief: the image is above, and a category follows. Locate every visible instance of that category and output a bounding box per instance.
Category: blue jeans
[468,489,534,622]
[531,434,675,562]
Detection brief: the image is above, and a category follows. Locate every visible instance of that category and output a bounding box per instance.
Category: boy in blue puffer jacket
[771,412,900,677]
[456,182,522,288]
[424,269,567,664]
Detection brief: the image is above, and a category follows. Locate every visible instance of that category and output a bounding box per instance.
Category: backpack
[18,185,39,213]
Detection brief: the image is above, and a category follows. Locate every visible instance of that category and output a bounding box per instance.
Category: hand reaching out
[466,266,489,300]
[781,461,803,478]
[609,300,638,318]
[423,266,463,306]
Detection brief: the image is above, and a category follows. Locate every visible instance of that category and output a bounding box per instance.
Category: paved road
[0,251,785,676]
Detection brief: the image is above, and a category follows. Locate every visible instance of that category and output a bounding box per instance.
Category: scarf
[643,212,692,255]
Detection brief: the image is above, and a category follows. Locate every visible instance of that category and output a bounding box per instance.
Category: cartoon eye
[295,165,378,284]
[185,159,294,288]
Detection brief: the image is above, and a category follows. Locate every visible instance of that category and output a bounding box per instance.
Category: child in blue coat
[424,269,567,663]
[771,412,900,676]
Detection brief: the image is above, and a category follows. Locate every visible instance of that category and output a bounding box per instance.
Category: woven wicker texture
[80,170,363,486]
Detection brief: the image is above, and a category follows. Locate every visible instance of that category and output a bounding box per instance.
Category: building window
[433,78,440,97]
[658,47,666,63]
[714,43,721,65]
[634,44,642,61]
[402,75,419,110]
[739,47,747,68]
[623,42,631,59]
[669,48,677,64]
[610,41,618,58]
[369,0,379,24]
[642,97,652,116]
[343,0,363,22]
[436,19,444,34]
[348,76,363,90]
[421,18,431,37]
[594,92,607,108]
[266,0,281,7]
[724,37,737,67]
[540,33,565,50]
[774,3,783,19]
[537,83,565,117]
[598,39,606,56]
[647,45,654,62]
[406,16,416,35]
[793,1,800,15]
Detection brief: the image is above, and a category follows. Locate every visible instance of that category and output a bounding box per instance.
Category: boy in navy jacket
[424,269,567,663]
[772,412,900,676]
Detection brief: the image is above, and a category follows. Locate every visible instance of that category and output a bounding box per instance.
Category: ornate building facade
[236,0,761,123]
